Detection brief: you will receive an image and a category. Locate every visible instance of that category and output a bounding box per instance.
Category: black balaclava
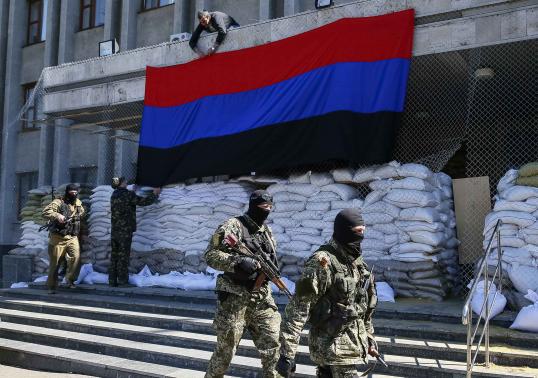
[246,190,273,226]
[65,183,80,205]
[333,208,365,258]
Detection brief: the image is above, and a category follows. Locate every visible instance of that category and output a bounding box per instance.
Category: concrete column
[259,0,274,21]
[104,0,121,41]
[38,0,61,187]
[0,0,10,156]
[194,0,205,28]
[120,0,140,50]
[0,0,27,243]
[52,0,79,186]
[173,0,191,34]
[283,0,298,16]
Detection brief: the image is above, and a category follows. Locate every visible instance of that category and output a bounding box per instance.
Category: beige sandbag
[516,175,538,188]
[519,162,538,177]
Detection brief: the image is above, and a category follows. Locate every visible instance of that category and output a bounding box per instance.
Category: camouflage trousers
[317,365,361,378]
[47,233,80,290]
[109,234,132,285]
[205,291,281,378]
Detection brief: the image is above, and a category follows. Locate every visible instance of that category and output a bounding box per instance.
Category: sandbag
[508,265,538,294]
[519,162,538,177]
[516,176,538,187]
[376,282,395,302]
[510,290,538,332]
[502,186,538,202]
[399,207,440,223]
[384,189,438,209]
[331,168,354,183]
[397,163,433,180]
[497,169,518,194]
[493,200,538,213]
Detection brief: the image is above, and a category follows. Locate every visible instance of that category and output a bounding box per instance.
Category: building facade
[0,0,537,249]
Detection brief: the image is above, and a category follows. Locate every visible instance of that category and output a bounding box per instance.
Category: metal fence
[13,38,538,302]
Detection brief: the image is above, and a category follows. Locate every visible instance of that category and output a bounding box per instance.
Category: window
[27,0,48,44]
[80,0,105,30]
[142,0,175,11]
[70,166,97,186]
[17,172,38,216]
[22,83,40,130]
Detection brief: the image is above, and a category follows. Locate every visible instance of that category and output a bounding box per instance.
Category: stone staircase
[0,285,537,378]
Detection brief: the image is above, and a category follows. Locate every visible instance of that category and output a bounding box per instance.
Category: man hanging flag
[137,9,414,186]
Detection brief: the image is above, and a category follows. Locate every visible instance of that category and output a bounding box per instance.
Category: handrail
[462,219,504,378]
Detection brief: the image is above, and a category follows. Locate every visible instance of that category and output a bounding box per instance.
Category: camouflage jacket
[42,198,85,238]
[280,239,377,366]
[111,188,157,237]
[204,215,278,299]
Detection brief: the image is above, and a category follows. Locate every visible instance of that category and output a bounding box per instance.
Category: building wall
[15,131,41,173]
[21,43,45,85]
[136,5,175,48]
[74,26,105,62]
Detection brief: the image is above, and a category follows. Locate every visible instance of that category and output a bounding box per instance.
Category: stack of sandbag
[8,247,49,279]
[349,161,459,298]
[516,162,538,188]
[482,167,538,309]
[132,182,254,273]
[83,185,113,272]
[265,171,363,282]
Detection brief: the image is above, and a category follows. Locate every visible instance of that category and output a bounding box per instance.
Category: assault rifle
[224,234,293,299]
[38,215,78,233]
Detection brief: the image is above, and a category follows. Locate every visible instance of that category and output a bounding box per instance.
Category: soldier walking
[204,190,281,378]
[43,183,85,294]
[109,177,160,287]
[277,209,379,378]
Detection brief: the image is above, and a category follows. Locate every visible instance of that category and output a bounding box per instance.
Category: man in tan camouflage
[204,190,281,378]
[277,209,379,378]
[42,183,85,294]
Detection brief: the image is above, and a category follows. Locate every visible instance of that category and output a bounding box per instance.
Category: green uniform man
[42,183,85,294]
[204,190,281,378]
[277,209,379,378]
[110,177,160,286]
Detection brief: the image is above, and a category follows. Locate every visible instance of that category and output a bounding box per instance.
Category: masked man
[110,177,160,287]
[204,190,280,378]
[42,184,85,294]
[277,209,379,378]
[189,10,239,56]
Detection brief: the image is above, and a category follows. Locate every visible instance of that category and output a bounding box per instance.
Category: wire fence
[10,38,538,305]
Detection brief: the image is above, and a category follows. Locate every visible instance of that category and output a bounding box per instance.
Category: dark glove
[276,354,296,377]
[235,257,259,275]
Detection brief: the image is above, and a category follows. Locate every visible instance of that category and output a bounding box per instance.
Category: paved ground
[0,365,94,377]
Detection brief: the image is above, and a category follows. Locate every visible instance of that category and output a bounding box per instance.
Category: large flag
[137,9,414,186]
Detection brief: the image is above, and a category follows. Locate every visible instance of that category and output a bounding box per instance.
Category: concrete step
[13,285,519,328]
[1,293,536,349]
[0,307,536,369]
[0,321,536,378]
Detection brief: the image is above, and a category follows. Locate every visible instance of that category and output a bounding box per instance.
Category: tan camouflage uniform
[204,216,281,378]
[280,239,377,378]
[42,198,85,290]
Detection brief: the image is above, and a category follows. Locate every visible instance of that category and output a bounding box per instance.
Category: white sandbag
[274,233,291,244]
[395,220,445,233]
[497,169,518,194]
[363,190,387,207]
[291,211,323,221]
[376,282,395,302]
[75,263,94,284]
[289,172,310,184]
[279,241,312,251]
[469,280,507,320]
[364,229,385,241]
[83,271,109,285]
[390,242,437,254]
[301,219,330,230]
[310,173,334,186]
[369,180,393,191]
[397,163,433,180]
[399,207,440,223]
[267,183,319,197]
[436,172,452,187]
[286,227,321,236]
[483,211,535,233]
[362,213,394,225]
[361,239,391,251]
[352,166,378,183]
[510,301,538,332]
[494,200,538,213]
[292,234,326,246]
[308,192,340,201]
[272,192,308,202]
[10,282,29,288]
[320,184,360,201]
[502,186,538,202]
[384,189,438,209]
[523,234,538,245]
[391,253,438,263]
[274,201,306,212]
[331,199,363,210]
[374,161,400,179]
[372,223,400,235]
[270,211,296,219]
[363,201,401,218]
[408,231,445,246]
[509,265,538,294]
[483,236,525,249]
[306,202,331,211]
[331,168,354,183]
